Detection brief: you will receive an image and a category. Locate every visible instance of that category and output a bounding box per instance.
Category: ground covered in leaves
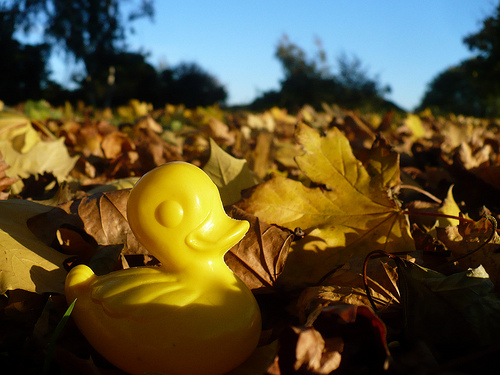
[2,99,500,374]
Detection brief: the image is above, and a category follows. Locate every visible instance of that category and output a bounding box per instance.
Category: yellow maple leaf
[0,199,68,294]
[240,123,414,287]
[0,137,78,193]
[203,138,260,206]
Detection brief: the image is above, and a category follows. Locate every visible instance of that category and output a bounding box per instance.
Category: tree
[419,2,500,116]
[418,63,483,116]
[3,0,154,106]
[463,3,500,62]
[0,5,51,104]
[252,36,393,112]
[156,62,227,108]
[336,53,391,109]
[275,35,329,80]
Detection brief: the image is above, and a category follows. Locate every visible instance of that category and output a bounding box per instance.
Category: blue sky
[50,0,497,111]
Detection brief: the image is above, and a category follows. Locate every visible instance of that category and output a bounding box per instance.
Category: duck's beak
[186,207,250,254]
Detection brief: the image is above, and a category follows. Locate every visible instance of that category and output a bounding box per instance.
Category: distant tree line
[0,0,227,108]
[250,36,397,113]
[0,0,397,112]
[5,0,499,116]
[418,2,500,117]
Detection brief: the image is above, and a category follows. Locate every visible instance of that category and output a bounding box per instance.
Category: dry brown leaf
[277,326,342,374]
[296,263,399,322]
[28,190,147,258]
[132,127,182,173]
[437,217,500,288]
[225,206,293,292]
[248,131,274,179]
[275,303,390,374]
[101,131,135,159]
[205,116,235,146]
[135,115,163,133]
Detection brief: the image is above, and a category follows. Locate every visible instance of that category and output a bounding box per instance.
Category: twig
[400,184,442,204]
[404,209,476,224]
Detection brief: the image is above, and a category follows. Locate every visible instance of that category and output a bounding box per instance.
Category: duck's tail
[65,264,96,303]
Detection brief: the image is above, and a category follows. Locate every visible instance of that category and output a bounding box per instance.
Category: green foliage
[23,100,63,120]
[42,299,76,375]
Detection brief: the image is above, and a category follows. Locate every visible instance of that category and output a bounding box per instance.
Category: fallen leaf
[365,135,400,190]
[132,127,182,173]
[0,110,41,153]
[296,263,399,322]
[248,131,274,179]
[437,216,500,288]
[101,131,135,159]
[205,116,235,146]
[240,123,414,287]
[403,113,426,140]
[273,141,302,170]
[436,185,461,226]
[28,189,147,258]
[0,199,68,294]
[277,325,342,374]
[0,138,78,194]
[275,303,389,374]
[225,206,292,292]
[455,142,500,189]
[135,115,163,133]
[247,112,275,132]
[226,340,279,375]
[204,138,259,206]
[393,256,500,361]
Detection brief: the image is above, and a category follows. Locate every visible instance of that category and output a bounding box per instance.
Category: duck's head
[127,162,249,272]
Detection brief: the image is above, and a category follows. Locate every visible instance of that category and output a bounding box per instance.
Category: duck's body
[65,162,261,375]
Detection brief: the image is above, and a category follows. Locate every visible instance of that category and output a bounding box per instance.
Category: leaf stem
[400,184,442,204]
[403,209,475,224]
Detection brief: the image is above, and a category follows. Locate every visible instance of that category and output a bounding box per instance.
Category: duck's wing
[90,267,200,319]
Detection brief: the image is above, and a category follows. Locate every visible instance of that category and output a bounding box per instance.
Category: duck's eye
[155,200,184,228]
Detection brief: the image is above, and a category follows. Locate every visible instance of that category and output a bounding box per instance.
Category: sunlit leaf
[240,123,414,287]
[204,138,259,206]
[0,199,67,294]
[0,138,78,193]
[0,111,40,153]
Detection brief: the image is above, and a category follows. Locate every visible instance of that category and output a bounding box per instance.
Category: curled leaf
[225,206,292,292]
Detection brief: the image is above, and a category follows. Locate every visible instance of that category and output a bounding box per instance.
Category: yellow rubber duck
[65,162,261,375]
